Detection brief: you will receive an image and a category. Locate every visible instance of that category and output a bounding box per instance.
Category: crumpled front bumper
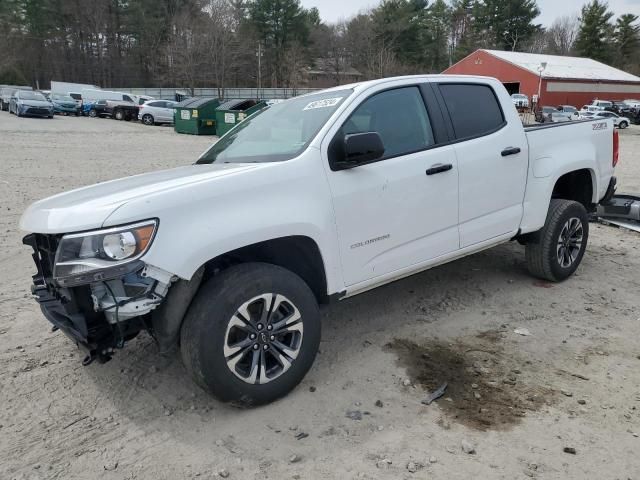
[23,233,128,360]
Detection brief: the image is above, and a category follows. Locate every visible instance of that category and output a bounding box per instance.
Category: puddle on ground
[387,330,556,431]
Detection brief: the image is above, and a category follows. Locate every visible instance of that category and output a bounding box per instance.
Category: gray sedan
[9,90,53,118]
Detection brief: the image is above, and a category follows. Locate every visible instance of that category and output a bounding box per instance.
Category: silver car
[9,90,54,118]
[138,100,177,125]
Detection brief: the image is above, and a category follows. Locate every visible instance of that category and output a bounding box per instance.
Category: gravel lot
[1,113,639,480]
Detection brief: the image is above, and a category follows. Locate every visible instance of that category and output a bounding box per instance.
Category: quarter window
[339,86,435,159]
[439,84,505,140]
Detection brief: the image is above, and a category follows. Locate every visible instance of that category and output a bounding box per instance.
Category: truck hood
[20,163,259,234]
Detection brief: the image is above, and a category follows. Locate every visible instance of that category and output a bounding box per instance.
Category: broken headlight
[53,220,157,286]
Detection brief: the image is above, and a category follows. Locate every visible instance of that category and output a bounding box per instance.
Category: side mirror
[332,132,385,170]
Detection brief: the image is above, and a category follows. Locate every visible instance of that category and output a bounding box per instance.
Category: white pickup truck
[21,75,618,406]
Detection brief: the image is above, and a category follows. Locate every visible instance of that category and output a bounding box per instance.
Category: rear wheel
[526,199,589,282]
[114,109,124,120]
[142,114,154,126]
[88,109,97,118]
[181,263,321,407]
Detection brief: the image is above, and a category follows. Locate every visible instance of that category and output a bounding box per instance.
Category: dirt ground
[1,113,639,480]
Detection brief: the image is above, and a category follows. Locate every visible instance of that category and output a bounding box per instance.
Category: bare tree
[165,11,206,93]
[547,15,579,55]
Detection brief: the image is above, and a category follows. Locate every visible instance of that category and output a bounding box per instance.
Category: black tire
[180,263,321,406]
[619,121,628,129]
[526,199,589,282]
[88,109,97,118]
[142,114,154,125]
[114,109,124,120]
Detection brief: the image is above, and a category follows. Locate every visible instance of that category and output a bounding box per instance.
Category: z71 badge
[592,122,608,130]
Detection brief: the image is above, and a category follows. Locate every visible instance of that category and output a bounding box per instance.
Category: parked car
[0,88,16,111]
[591,111,630,129]
[511,93,529,109]
[86,99,109,118]
[623,98,640,108]
[1,85,32,111]
[556,105,579,120]
[9,90,54,118]
[610,101,632,116]
[50,93,80,115]
[104,100,139,120]
[135,95,155,105]
[138,100,177,125]
[535,106,566,123]
[579,105,604,116]
[590,100,613,109]
[20,76,618,405]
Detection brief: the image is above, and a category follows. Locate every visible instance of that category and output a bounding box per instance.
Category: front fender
[102,151,343,295]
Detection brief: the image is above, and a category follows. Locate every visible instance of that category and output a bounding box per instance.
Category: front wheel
[88,109,97,118]
[181,263,321,407]
[114,109,124,120]
[142,114,154,125]
[526,199,589,282]
[619,121,628,129]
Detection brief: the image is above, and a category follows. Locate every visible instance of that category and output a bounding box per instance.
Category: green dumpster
[173,97,221,135]
[215,99,267,137]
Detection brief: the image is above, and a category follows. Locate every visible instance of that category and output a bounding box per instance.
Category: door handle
[425,163,453,175]
[501,147,521,157]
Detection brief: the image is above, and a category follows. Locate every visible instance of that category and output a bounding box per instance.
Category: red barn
[443,49,640,108]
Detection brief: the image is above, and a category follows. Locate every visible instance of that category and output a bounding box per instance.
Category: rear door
[161,101,176,122]
[435,81,528,248]
[322,83,460,287]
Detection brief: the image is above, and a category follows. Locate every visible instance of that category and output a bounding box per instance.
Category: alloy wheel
[557,217,583,268]
[223,293,303,385]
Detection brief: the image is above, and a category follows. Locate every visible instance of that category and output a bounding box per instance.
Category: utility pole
[537,62,547,106]
[256,42,263,99]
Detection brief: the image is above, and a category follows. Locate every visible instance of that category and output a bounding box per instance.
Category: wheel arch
[200,235,329,304]
[551,168,596,210]
[150,235,330,353]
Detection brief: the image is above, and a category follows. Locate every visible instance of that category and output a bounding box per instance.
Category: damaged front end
[22,221,186,364]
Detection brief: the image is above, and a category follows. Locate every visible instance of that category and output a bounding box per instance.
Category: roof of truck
[484,50,640,82]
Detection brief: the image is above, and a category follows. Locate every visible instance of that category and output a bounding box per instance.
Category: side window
[123,94,133,102]
[439,83,505,139]
[340,86,435,159]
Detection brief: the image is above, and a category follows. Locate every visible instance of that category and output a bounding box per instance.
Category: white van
[81,89,153,105]
[81,89,134,103]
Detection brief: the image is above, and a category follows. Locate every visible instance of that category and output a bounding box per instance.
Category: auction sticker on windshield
[303,97,343,110]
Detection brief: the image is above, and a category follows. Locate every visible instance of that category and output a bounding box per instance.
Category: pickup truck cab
[20,75,618,405]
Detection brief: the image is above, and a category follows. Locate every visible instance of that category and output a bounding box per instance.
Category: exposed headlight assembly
[54,220,157,287]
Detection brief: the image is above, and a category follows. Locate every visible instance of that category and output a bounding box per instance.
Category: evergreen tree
[575,0,614,63]
[613,13,640,69]
[475,0,541,51]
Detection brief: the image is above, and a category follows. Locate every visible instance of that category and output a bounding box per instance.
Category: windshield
[197,89,352,164]
[20,91,46,101]
[52,94,73,102]
[563,106,577,112]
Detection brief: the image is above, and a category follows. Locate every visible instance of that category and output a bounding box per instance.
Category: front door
[323,85,460,287]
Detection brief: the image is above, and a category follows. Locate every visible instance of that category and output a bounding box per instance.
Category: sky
[299,0,640,26]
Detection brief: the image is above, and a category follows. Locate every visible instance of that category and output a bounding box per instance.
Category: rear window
[439,83,505,140]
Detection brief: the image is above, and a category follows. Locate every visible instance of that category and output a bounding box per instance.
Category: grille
[27,107,49,115]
